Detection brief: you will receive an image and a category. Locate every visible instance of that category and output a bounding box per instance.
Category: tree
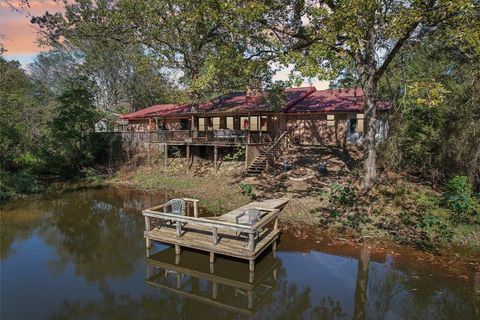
[31,0,273,104]
[227,0,475,187]
[46,77,99,171]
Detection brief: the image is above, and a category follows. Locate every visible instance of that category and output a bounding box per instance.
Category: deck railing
[117,130,273,144]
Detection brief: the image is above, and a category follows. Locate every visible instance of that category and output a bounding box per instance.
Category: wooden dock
[145,247,279,315]
[143,198,289,271]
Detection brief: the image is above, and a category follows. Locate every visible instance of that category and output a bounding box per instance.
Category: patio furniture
[165,198,186,216]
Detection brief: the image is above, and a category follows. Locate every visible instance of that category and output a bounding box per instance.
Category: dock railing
[143,205,279,252]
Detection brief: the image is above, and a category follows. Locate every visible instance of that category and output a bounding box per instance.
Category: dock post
[272,240,277,258]
[249,271,254,283]
[248,233,255,251]
[212,227,218,245]
[249,259,255,272]
[175,253,181,265]
[175,244,181,255]
[176,221,182,237]
[193,200,198,218]
[210,252,215,263]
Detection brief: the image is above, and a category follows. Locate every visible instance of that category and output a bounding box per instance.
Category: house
[116,87,391,172]
[118,87,391,145]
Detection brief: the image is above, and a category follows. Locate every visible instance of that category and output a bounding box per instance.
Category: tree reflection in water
[1,188,478,320]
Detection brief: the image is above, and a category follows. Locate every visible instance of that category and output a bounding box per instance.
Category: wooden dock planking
[145,223,279,260]
[143,198,288,270]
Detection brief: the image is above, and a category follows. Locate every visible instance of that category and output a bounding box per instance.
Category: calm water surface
[1,187,479,320]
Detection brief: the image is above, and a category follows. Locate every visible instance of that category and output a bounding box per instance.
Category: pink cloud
[0,0,64,55]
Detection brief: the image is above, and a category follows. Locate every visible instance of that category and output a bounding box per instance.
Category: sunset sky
[0,0,64,65]
[0,0,327,88]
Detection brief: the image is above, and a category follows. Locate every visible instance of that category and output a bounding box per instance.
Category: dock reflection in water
[145,247,279,316]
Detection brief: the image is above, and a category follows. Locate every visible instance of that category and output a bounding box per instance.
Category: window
[245,116,268,131]
[327,114,335,127]
[180,119,189,130]
[226,117,234,130]
[349,118,357,134]
[249,116,258,130]
[260,116,268,131]
[241,116,249,130]
[211,117,220,130]
[198,117,206,131]
[356,114,364,133]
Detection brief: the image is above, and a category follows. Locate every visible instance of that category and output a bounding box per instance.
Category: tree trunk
[361,75,378,188]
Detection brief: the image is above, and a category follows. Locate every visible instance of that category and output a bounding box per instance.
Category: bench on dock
[143,198,289,271]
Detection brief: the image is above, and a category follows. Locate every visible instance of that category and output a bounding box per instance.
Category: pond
[1,187,479,319]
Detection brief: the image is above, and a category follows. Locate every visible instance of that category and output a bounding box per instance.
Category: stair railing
[264,130,290,172]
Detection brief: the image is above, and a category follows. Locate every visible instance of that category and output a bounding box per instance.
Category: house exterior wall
[285,113,350,146]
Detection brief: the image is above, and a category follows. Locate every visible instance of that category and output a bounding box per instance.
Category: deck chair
[236,208,262,245]
[162,198,186,227]
[165,198,186,215]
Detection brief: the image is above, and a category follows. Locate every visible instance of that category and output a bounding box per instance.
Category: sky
[0,0,328,89]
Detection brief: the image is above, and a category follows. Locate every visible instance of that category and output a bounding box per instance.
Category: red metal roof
[121,87,392,120]
[120,104,190,120]
[195,87,316,113]
[284,88,392,113]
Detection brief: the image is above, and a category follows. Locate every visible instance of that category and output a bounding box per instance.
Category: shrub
[443,176,479,223]
[322,182,356,208]
[223,148,245,161]
[414,192,440,212]
[239,183,256,199]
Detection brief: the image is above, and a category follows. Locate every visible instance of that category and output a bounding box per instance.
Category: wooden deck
[143,198,289,271]
[145,247,279,316]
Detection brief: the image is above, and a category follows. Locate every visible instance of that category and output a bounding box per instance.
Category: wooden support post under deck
[164,143,168,167]
[213,145,218,172]
[186,144,190,170]
[249,271,254,284]
[249,259,255,272]
[175,253,181,265]
[175,244,181,255]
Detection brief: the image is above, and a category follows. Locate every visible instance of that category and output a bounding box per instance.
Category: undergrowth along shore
[107,159,480,256]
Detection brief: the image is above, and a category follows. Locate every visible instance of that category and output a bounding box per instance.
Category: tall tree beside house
[46,77,99,173]
[224,0,475,187]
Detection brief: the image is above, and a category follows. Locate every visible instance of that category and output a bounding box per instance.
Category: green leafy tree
[225,0,476,187]
[46,77,99,172]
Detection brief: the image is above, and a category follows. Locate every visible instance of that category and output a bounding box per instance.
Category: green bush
[322,182,356,207]
[223,148,245,161]
[415,193,439,212]
[443,176,479,223]
[239,183,256,199]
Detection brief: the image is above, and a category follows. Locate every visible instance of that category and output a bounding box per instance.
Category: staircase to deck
[246,131,290,176]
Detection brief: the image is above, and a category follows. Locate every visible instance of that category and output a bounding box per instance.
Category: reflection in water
[1,187,479,319]
[145,248,279,316]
